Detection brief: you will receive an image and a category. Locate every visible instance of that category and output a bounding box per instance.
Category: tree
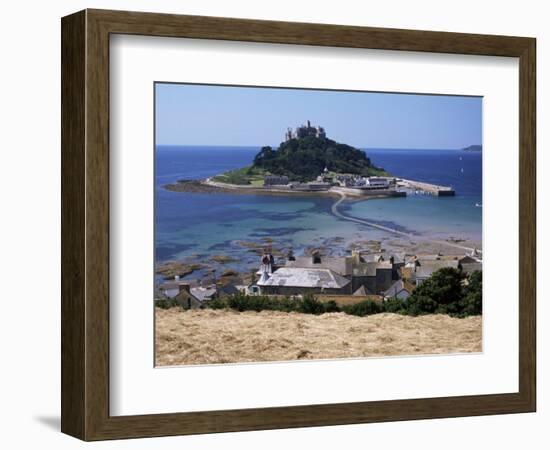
[253,146,276,165]
[404,295,439,316]
[403,268,482,317]
[252,136,384,181]
[409,267,464,314]
[459,270,482,316]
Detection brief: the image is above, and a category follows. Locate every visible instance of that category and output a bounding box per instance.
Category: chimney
[287,249,295,261]
[312,250,321,264]
[259,269,270,284]
[261,253,272,273]
[178,283,191,293]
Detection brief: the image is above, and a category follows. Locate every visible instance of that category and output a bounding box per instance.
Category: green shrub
[404,295,439,316]
[227,293,270,312]
[323,300,341,313]
[343,300,382,317]
[155,298,181,309]
[383,298,407,314]
[400,269,482,317]
[273,296,301,312]
[207,293,304,313]
[205,297,229,309]
[297,294,326,315]
[204,293,342,315]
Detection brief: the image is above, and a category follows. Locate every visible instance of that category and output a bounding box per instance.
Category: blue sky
[155,83,482,149]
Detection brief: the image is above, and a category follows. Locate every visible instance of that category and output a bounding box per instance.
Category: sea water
[155,146,482,268]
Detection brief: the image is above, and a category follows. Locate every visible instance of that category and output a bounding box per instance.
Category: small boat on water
[475,203,482,207]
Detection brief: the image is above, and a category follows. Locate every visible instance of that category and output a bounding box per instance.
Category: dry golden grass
[155,308,482,366]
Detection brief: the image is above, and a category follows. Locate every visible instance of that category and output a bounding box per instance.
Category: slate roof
[360,253,385,263]
[353,252,406,264]
[174,289,202,304]
[459,255,479,264]
[461,262,483,275]
[190,286,217,302]
[352,261,392,277]
[415,260,460,278]
[383,280,414,297]
[257,267,351,289]
[158,282,180,291]
[286,256,352,276]
[415,254,444,261]
[218,284,240,296]
[353,285,374,296]
[388,252,406,264]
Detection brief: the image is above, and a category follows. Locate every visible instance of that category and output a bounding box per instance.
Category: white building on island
[364,177,390,189]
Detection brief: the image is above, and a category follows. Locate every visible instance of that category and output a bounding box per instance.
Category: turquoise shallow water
[342,195,482,240]
[155,146,482,271]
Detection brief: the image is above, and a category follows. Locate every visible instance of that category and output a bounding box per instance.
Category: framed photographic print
[61,9,536,441]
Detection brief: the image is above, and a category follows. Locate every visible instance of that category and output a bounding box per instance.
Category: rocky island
[164,121,409,199]
[247,120,388,182]
[165,121,455,201]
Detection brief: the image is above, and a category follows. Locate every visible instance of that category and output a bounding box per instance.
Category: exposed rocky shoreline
[164,179,343,198]
[158,180,481,289]
[156,233,482,290]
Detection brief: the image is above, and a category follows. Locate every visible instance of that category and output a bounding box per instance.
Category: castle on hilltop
[285,120,326,141]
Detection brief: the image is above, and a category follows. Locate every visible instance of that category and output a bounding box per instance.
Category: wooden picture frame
[61,9,536,441]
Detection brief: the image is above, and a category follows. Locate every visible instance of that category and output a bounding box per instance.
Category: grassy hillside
[211,165,266,185]
[155,308,481,366]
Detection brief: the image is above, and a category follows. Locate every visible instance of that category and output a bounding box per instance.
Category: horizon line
[156,144,482,151]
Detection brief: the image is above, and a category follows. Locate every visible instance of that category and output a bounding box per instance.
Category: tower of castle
[285,121,327,141]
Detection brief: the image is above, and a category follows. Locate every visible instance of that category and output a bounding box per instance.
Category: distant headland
[462,144,482,152]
